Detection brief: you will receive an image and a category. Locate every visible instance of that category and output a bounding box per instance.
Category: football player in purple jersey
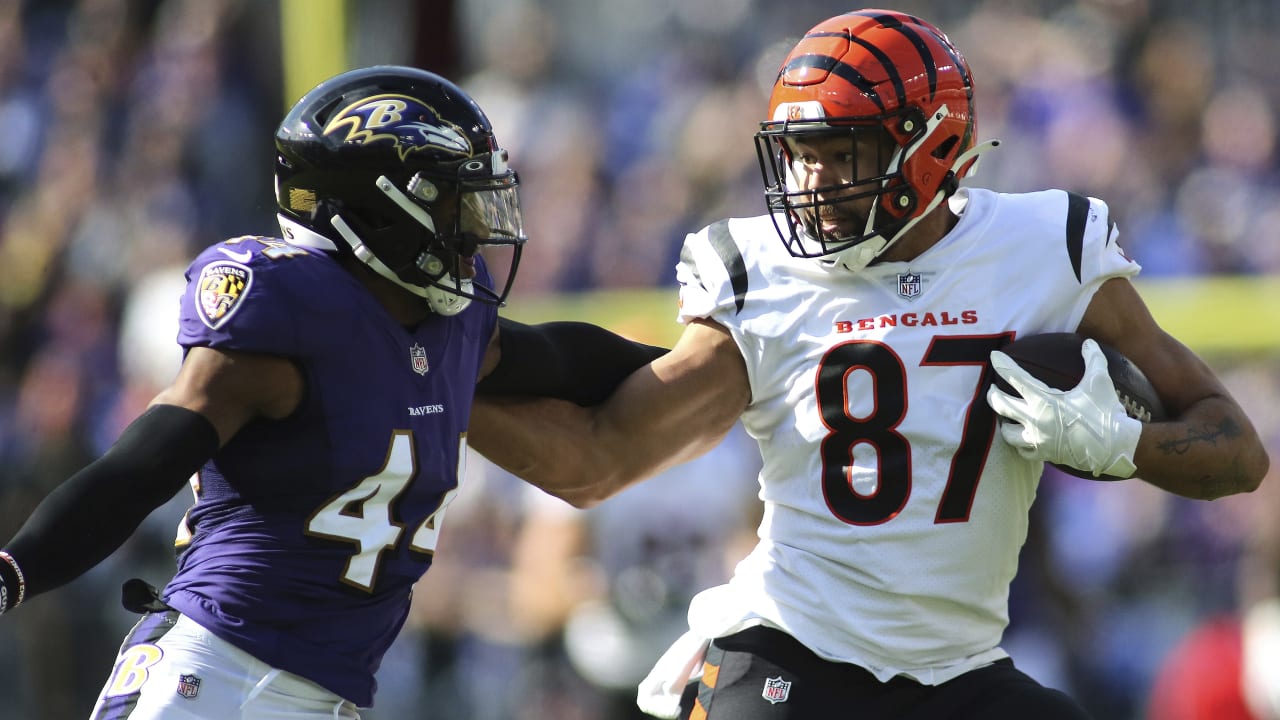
[0,66,663,719]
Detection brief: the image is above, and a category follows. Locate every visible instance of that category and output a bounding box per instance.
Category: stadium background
[0,0,1278,718]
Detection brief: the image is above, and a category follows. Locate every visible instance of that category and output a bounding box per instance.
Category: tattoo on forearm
[1156,417,1243,456]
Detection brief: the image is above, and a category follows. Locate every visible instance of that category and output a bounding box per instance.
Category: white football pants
[89,613,360,719]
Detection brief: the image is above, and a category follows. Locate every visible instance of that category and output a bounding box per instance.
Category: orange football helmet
[755,9,996,271]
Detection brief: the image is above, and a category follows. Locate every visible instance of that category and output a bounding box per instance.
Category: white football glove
[986,338,1142,479]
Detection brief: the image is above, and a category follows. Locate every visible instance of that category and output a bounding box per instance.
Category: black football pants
[679,626,1092,720]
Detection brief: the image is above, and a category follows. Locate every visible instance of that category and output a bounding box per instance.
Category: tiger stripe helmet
[755,9,995,272]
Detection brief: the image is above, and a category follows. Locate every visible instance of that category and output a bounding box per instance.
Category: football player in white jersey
[471,9,1269,720]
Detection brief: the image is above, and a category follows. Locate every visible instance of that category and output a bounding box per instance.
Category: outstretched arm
[0,347,302,615]
[477,317,669,406]
[470,319,751,507]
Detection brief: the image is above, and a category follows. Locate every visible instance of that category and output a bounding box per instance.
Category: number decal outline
[816,333,1012,526]
[304,431,468,591]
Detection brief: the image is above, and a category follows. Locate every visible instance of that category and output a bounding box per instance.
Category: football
[992,332,1166,478]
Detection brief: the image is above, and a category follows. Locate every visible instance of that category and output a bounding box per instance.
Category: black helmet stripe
[808,18,930,109]
[895,12,973,90]
[850,10,972,102]
[922,28,971,89]
[869,14,936,100]
[848,35,907,107]
[779,52,885,113]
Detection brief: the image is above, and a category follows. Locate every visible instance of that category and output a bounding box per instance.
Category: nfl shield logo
[410,343,429,375]
[176,673,201,699]
[897,271,922,299]
[762,676,791,704]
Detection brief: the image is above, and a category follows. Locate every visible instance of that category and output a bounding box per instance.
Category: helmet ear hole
[932,135,960,160]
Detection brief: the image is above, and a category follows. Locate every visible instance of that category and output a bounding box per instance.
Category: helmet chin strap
[831,138,1000,273]
[373,174,474,316]
[375,175,436,234]
[328,213,473,316]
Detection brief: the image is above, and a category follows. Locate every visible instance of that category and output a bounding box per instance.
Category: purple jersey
[162,236,497,707]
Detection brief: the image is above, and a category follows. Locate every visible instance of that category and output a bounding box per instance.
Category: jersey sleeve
[675,220,748,326]
[1078,194,1140,285]
[177,242,304,356]
[1063,193,1142,330]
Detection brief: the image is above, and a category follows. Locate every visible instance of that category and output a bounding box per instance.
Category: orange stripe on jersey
[702,659,720,688]
[690,699,708,720]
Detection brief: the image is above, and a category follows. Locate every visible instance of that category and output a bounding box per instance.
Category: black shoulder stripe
[1065,191,1089,283]
[679,242,706,291]
[707,220,749,314]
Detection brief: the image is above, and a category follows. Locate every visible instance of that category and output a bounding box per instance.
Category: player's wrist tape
[0,550,26,615]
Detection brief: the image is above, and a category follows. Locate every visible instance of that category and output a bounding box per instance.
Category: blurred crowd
[0,0,1278,718]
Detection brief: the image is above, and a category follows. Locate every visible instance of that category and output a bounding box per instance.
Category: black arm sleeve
[476,317,669,406]
[0,404,219,606]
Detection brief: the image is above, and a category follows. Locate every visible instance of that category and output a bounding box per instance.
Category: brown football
[992,332,1166,478]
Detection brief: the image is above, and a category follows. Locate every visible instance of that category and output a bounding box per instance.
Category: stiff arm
[470,319,751,507]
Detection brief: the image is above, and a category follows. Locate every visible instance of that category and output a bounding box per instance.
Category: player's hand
[986,338,1142,478]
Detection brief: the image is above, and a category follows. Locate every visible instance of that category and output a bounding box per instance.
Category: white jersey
[674,187,1139,684]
